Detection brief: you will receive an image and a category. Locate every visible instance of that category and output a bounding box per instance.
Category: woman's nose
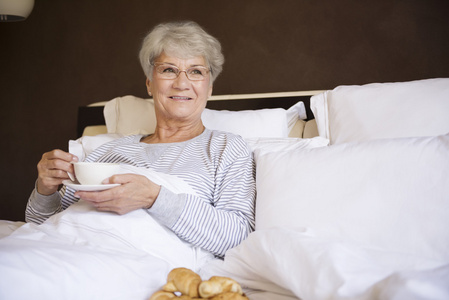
[173,71,190,89]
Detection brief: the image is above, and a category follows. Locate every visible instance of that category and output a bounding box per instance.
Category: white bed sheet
[0,220,24,238]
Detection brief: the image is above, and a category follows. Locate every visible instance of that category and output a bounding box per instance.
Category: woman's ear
[146,78,152,96]
[207,85,213,99]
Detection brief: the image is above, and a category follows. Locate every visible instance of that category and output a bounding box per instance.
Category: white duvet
[2,220,449,300]
[0,166,214,300]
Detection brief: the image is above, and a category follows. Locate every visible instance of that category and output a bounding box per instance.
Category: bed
[0,78,448,300]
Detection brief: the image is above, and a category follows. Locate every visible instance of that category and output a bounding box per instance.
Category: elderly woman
[25,21,255,258]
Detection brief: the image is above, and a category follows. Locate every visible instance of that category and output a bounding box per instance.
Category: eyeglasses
[152,63,210,81]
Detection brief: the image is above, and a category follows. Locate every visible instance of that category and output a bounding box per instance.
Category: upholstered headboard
[77,91,323,138]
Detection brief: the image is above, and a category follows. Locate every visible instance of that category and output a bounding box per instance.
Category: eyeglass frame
[150,62,211,81]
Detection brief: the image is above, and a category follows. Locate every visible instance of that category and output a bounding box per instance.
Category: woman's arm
[25,188,62,224]
[150,148,256,258]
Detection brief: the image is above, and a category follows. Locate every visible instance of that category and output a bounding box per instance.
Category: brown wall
[1,0,448,221]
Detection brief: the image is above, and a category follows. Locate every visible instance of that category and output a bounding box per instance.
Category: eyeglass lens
[154,64,209,81]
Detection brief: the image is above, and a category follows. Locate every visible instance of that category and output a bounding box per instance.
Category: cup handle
[67,171,76,182]
[67,161,77,182]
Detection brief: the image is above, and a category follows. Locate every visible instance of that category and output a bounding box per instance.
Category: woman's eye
[162,67,177,73]
[190,68,203,75]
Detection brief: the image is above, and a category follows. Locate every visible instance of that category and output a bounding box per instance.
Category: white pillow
[254,133,449,261]
[245,136,329,153]
[311,78,449,144]
[202,228,449,300]
[103,95,307,138]
[201,108,289,138]
[286,100,307,129]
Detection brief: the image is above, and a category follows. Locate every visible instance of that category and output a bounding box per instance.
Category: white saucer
[63,180,120,191]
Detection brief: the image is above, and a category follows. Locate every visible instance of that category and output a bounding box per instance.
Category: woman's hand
[74,174,161,215]
[37,149,78,196]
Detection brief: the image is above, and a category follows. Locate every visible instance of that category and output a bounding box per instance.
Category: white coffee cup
[73,162,121,185]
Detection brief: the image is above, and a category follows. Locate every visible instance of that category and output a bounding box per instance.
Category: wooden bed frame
[76,91,323,137]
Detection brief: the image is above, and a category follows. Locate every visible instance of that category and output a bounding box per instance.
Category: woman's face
[146,52,213,126]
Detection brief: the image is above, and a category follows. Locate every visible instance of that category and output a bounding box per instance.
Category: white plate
[63,180,120,191]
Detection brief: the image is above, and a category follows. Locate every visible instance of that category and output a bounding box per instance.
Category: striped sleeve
[25,189,62,224]
[25,184,79,224]
[169,136,256,258]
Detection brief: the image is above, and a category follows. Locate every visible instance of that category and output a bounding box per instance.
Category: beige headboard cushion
[288,119,305,138]
[82,125,107,137]
[82,120,318,138]
[303,119,318,138]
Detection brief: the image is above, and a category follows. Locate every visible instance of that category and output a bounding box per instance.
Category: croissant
[148,290,176,300]
[162,267,202,298]
[177,296,201,300]
[209,292,249,300]
[198,276,243,298]
[149,268,247,300]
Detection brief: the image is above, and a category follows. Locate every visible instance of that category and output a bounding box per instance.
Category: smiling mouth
[170,96,192,100]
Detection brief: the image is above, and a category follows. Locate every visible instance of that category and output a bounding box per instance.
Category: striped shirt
[26,129,256,257]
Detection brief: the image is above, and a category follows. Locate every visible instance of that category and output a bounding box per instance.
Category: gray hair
[139,21,224,83]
